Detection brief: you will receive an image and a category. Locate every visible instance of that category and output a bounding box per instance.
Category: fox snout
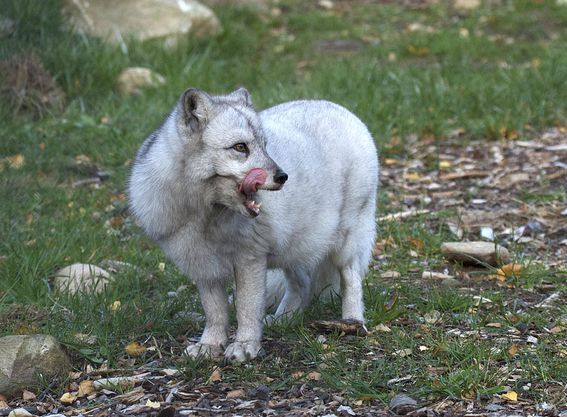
[274,168,288,185]
[239,166,286,217]
[264,166,287,191]
[240,167,288,195]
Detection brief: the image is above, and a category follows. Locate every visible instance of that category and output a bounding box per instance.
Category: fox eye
[232,143,249,154]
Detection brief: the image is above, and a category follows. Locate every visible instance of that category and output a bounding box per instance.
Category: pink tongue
[239,168,267,195]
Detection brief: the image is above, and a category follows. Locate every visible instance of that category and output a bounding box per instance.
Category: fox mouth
[238,168,268,217]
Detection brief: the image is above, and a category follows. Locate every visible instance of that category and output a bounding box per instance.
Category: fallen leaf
[407,45,429,57]
[384,158,403,166]
[124,341,146,356]
[508,344,520,356]
[462,389,476,400]
[161,368,180,376]
[146,399,160,409]
[208,367,222,383]
[486,322,502,328]
[22,390,36,400]
[374,323,391,332]
[226,389,246,399]
[424,310,442,324]
[307,371,321,381]
[60,392,77,405]
[499,127,519,140]
[110,300,122,311]
[409,238,423,252]
[392,348,412,357]
[502,391,518,402]
[78,380,95,397]
[549,326,564,334]
[493,263,523,281]
[6,154,25,169]
[404,172,421,181]
[292,371,305,380]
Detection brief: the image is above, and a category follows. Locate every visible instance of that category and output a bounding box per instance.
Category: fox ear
[228,87,253,107]
[182,88,212,131]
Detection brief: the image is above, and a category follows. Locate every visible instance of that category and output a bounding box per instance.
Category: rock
[381,270,401,279]
[441,242,511,266]
[0,335,71,398]
[536,402,556,416]
[116,67,166,96]
[0,16,15,38]
[63,0,221,45]
[248,384,270,400]
[454,0,481,10]
[8,409,33,417]
[53,263,112,294]
[202,0,267,8]
[389,393,418,414]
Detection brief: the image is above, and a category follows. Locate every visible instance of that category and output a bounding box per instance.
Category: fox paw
[224,340,263,362]
[184,342,224,359]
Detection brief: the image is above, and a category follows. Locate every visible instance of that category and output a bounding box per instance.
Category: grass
[1,0,566,410]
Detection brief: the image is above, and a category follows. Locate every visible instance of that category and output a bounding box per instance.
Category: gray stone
[202,0,267,8]
[0,335,71,398]
[53,263,112,294]
[389,393,418,414]
[8,407,33,417]
[8,409,34,417]
[116,67,166,96]
[63,0,220,45]
[454,0,481,10]
[441,241,511,266]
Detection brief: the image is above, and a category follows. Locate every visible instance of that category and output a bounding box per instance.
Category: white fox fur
[129,87,378,361]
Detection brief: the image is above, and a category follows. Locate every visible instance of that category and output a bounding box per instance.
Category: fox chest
[161,222,257,282]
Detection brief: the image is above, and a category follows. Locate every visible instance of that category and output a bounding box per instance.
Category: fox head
[174,87,287,217]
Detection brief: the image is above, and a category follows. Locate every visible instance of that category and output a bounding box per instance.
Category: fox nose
[274,169,288,185]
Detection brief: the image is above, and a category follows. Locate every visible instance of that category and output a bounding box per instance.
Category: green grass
[1,0,566,408]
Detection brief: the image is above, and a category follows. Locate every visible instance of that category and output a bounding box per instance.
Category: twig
[378,209,431,222]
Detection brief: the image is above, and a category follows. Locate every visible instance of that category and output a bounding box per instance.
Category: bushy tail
[265,259,341,312]
[265,269,286,311]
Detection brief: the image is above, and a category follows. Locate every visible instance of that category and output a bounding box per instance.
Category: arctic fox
[129,87,378,361]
